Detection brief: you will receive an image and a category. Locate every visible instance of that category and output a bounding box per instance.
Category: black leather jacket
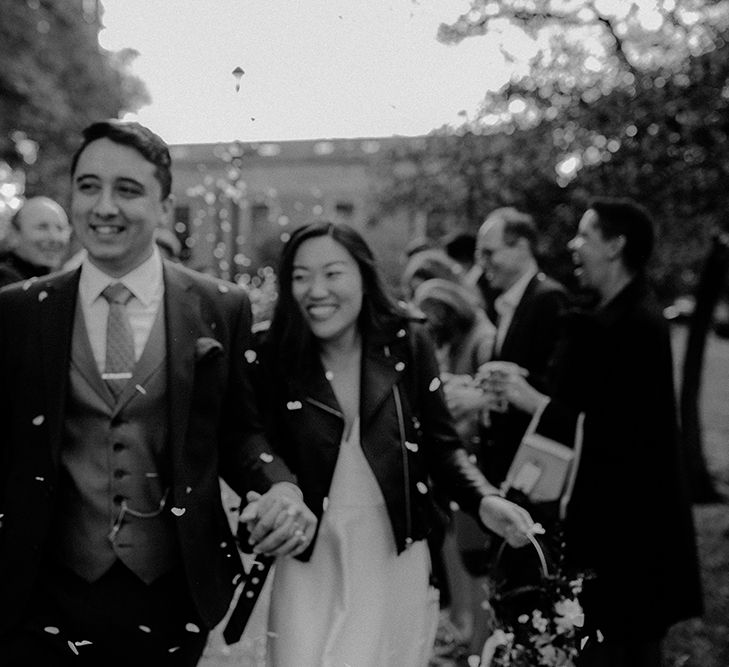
[255,318,495,559]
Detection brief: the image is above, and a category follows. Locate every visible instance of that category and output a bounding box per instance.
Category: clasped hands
[239,482,317,558]
[442,362,547,419]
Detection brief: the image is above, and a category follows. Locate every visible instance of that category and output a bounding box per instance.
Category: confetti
[139,625,152,633]
[67,640,79,655]
[32,415,45,426]
[44,626,60,635]
[259,452,274,463]
[244,349,257,363]
[38,291,48,302]
[135,384,147,395]
[416,482,428,495]
[171,507,186,517]
[168,646,180,653]
[185,623,200,633]
[397,329,406,338]
[395,361,405,372]
[186,486,192,494]
[428,377,441,392]
[405,441,418,453]
[286,401,302,410]
[35,476,45,482]
[325,370,334,381]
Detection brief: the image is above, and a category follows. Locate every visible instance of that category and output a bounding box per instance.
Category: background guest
[496,198,702,666]
[0,196,71,287]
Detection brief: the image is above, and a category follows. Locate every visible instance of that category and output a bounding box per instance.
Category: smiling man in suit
[0,120,315,666]
[474,207,568,485]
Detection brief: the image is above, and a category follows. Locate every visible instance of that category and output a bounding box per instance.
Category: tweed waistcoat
[52,299,179,583]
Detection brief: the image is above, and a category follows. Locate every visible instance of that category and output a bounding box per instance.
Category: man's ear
[607,234,626,260]
[5,226,20,251]
[160,194,175,225]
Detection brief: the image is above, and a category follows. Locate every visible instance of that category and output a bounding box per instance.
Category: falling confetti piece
[75,640,93,647]
[244,349,257,363]
[259,452,273,463]
[395,361,405,371]
[396,328,406,338]
[286,401,302,410]
[168,646,180,653]
[405,441,418,452]
[220,541,227,548]
[38,291,48,302]
[135,384,147,395]
[67,641,79,655]
[325,370,334,381]
[171,507,186,517]
[185,623,200,633]
[32,415,45,425]
[186,486,192,494]
[416,482,428,494]
[44,626,60,635]
[428,377,441,392]
[35,476,45,482]
[139,625,152,633]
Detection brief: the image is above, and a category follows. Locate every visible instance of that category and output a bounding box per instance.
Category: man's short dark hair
[589,197,655,272]
[70,120,172,199]
[488,207,538,254]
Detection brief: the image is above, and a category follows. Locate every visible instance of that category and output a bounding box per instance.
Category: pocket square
[195,336,224,360]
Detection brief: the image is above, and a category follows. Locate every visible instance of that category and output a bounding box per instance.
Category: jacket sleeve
[409,324,497,516]
[217,288,296,497]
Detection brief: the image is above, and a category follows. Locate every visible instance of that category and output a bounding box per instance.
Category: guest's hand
[496,370,548,415]
[442,374,487,419]
[240,483,317,557]
[478,495,539,548]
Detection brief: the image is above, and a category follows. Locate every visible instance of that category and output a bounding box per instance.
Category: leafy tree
[0,0,147,206]
[375,0,729,499]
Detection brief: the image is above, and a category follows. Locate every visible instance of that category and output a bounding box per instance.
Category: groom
[0,120,315,666]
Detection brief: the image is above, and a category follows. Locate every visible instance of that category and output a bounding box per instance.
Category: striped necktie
[101,282,135,397]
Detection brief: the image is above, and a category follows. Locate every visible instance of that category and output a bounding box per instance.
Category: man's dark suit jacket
[481,272,568,485]
[0,261,295,634]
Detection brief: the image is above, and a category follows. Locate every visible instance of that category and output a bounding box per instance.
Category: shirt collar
[79,248,164,307]
[496,262,538,312]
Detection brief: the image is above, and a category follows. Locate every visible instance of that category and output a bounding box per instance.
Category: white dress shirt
[78,249,165,374]
[494,262,538,355]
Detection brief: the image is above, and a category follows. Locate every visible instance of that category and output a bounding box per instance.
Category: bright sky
[98,0,530,145]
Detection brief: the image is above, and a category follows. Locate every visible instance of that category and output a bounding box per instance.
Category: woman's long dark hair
[268,221,406,376]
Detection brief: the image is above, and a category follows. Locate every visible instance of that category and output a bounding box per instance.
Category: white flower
[554,598,585,633]
[532,609,549,633]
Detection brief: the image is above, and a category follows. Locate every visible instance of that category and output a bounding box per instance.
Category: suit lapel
[38,269,81,464]
[360,342,401,429]
[164,264,202,469]
[499,274,539,359]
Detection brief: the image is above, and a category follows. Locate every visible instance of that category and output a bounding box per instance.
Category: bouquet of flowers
[480,532,596,667]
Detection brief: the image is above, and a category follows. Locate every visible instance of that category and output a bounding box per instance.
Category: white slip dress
[267,416,440,667]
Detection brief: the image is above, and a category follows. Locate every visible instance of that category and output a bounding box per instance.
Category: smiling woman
[254,220,537,666]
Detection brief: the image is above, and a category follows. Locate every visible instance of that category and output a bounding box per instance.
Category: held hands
[442,373,488,420]
[478,495,543,548]
[239,482,317,558]
[477,362,546,416]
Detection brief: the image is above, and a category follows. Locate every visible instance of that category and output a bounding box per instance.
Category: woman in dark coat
[252,221,536,666]
[498,199,702,666]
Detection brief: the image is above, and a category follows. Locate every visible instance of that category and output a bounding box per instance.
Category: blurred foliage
[375,0,729,301]
[0,0,148,205]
